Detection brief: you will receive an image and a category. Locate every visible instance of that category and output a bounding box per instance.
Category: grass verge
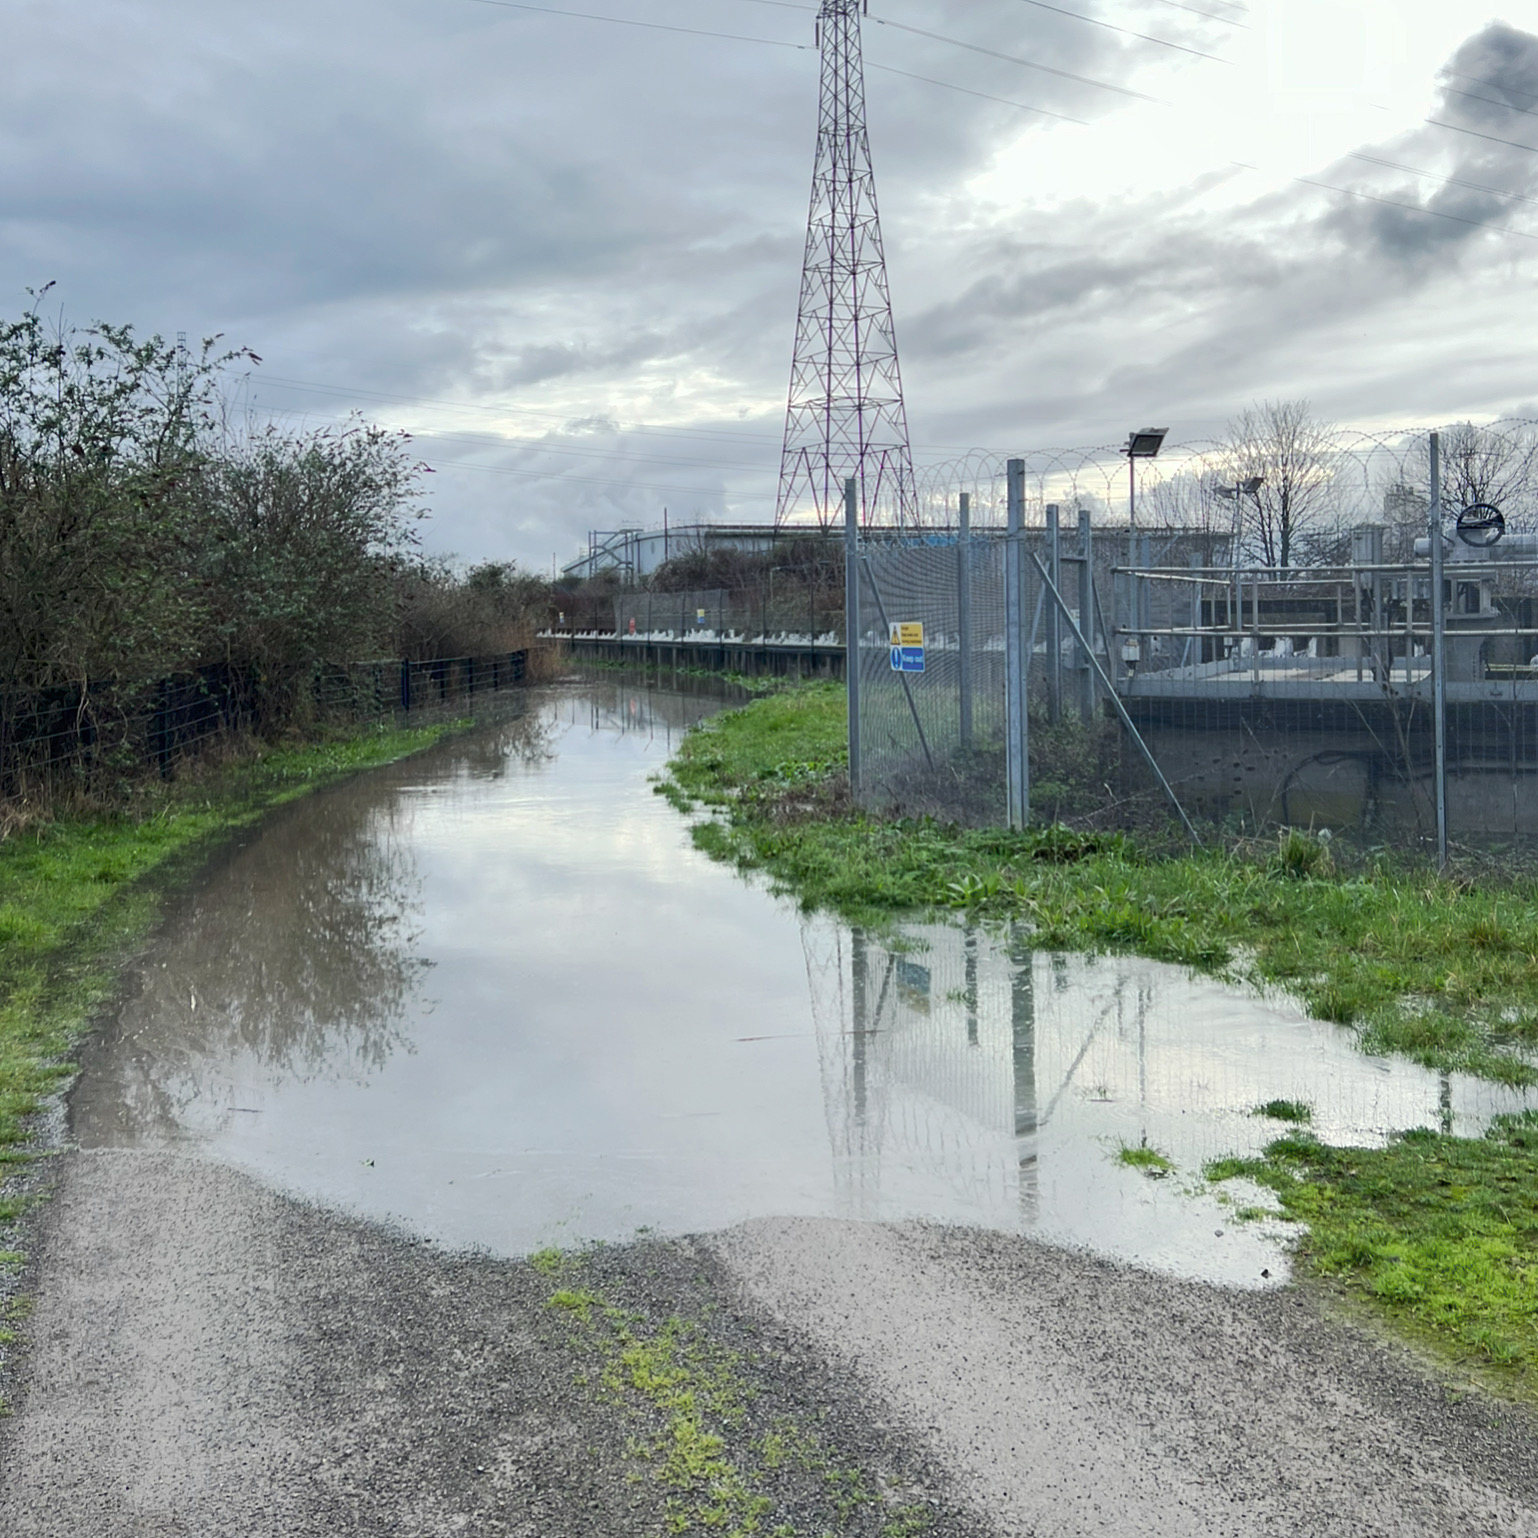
[0,719,463,1221]
[1208,1113,1538,1390]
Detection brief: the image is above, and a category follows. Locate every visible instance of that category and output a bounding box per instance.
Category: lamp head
[1126,427,1168,459]
[1241,476,1265,496]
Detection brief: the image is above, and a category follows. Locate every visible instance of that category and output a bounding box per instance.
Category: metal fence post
[1078,508,1095,720]
[1429,431,1448,867]
[1005,458,1029,829]
[845,476,862,798]
[958,491,973,749]
[1139,533,1154,668]
[1046,504,1062,724]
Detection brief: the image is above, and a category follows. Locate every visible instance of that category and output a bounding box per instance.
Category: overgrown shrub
[0,290,552,803]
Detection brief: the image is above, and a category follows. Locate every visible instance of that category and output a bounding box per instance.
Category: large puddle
[74,682,1537,1288]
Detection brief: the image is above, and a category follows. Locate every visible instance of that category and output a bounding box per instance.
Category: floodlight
[1126,428,1168,458]
[1241,476,1264,496]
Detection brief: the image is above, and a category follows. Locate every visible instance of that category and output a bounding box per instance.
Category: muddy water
[74,682,1536,1287]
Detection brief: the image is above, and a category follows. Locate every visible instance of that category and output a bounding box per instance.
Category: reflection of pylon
[775,0,916,532]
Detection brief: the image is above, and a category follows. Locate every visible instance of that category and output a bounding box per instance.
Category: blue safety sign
[889,621,925,672]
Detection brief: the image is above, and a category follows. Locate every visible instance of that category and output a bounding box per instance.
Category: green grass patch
[1210,1114,1538,1389]
[661,683,1538,1085]
[1254,1100,1313,1124]
[0,719,460,1214]
[1117,1142,1175,1175]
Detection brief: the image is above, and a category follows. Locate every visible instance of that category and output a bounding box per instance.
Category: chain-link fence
[849,426,1538,856]
[853,512,1222,828]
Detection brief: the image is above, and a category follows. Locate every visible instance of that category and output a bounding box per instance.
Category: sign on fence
[889,621,925,673]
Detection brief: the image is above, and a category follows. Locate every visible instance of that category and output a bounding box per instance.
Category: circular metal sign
[1456,503,1506,546]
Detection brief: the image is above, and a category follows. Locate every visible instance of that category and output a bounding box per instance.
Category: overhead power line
[1427,118,1538,156]
[867,61,1089,124]
[457,0,810,50]
[1444,67,1538,106]
[446,0,1099,129]
[1146,0,1246,23]
[1294,176,1538,243]
[1010,0,1229,62]
[870,15,1163,103]
[1443,85,1538,121]
[1346,152,1538,211]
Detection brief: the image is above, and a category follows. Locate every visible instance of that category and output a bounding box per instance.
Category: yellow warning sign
[889,621,924,647]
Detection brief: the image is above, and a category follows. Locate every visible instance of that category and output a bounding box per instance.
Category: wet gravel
[0,1150,972,1537]
[717,1216,1538,1537]
[6,1151,1538,1535]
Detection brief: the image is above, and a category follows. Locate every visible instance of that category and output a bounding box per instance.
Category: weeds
[1117,1142,1174,1176]
[540,1251,940,1536]
[1253,1100,1313,1124]
[1209,1116,1538,1389]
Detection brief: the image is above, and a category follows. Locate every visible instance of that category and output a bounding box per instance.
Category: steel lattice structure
[775,0,917,531]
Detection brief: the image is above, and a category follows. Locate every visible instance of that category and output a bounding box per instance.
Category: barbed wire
[836,418,1538,536]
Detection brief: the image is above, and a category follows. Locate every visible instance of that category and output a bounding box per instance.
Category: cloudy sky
[6,0,1538,565]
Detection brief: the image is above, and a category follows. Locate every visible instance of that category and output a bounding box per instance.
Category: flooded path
[74,682,1536,1285]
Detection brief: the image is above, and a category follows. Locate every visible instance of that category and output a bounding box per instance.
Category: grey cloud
[1316,23,1538,263]
[5,0,1534,567]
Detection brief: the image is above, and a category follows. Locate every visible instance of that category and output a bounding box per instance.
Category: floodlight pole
[1428,433,1447,869]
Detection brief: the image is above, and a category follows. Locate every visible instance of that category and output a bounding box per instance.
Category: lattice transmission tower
[774,0,917,531]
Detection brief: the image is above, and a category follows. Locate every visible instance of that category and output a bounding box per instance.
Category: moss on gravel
[540,1248,943,1538]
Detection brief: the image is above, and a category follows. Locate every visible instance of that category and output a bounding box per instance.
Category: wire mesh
[854,420,1538,851]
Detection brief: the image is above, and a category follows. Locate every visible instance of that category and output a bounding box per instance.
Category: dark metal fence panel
[0,650,529,806]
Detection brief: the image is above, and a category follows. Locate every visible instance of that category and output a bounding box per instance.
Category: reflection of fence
[848,442,1538,850]
[0,650,528,804]
[801,916,1530,1244]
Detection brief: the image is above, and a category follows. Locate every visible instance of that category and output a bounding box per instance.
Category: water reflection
[805,919,1535,1281]
[72,682,1537,1286]
[72,707,556,1143]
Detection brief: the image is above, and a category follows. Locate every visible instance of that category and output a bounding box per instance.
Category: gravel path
[715,1217,1538,1537]
[4,1151,1538,1535]
[0,1150,967,1537]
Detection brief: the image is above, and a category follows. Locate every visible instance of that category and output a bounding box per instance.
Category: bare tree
[1221,400,1341,569]
[1418,421,1538,530]
[1139,466,1233,540]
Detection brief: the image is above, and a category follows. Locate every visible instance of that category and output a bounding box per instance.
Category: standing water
[73,682,1536,1287]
